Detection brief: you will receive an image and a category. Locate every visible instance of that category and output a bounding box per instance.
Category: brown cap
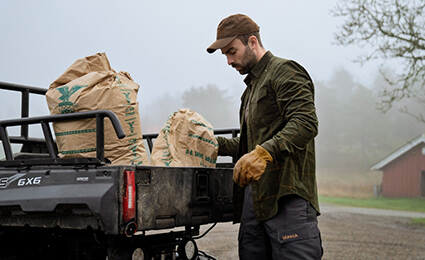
[207,14,259,54]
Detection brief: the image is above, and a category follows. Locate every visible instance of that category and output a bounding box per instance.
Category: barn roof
[370,133,425,171]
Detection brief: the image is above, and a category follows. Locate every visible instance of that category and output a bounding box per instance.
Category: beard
[232,46,257,75]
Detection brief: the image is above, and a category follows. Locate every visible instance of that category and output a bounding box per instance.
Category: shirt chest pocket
[249,87,279,126]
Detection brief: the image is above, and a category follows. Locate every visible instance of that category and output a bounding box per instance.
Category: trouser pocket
[275,222,322,259]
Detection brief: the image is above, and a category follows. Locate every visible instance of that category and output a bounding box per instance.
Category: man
[207,14,323,259]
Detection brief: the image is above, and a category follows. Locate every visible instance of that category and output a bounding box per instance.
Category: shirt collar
[244,51,273,85]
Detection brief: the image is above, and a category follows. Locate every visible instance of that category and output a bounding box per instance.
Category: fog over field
[1,0,423,197]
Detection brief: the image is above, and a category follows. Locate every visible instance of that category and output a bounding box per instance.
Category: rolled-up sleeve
[217,136,240,157]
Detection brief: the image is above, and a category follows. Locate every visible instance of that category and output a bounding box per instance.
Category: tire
[177,239,198,260]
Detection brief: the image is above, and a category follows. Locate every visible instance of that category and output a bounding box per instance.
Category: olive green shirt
[218,51,319,222]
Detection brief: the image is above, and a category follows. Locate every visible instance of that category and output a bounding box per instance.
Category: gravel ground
[196,203,425,260]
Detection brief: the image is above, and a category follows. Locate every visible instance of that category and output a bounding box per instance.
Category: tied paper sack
[151,108,218,167]
[46,52,149,165]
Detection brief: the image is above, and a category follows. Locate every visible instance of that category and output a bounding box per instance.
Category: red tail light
[123,170,136,222]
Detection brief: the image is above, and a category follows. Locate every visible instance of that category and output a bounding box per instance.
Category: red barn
[371,133,425,198]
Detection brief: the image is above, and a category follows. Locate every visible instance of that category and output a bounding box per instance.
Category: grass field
[319,196,425,213]
[317,170,425,212]
[319,195,425,227]
[317,170,425,226]
[317,170,382,199]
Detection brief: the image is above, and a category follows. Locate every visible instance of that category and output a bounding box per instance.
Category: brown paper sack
[150,108,218,167]
[45,52,149,165]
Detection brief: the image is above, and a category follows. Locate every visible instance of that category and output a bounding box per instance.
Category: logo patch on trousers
[282,233,299,240]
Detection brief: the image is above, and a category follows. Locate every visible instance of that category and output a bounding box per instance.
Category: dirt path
[196,204,425,259]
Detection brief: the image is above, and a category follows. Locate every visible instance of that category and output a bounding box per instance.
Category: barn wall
[381,145,425,198]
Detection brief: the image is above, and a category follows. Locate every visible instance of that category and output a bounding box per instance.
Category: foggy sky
[0,0,382,118]
[1,0,423,172]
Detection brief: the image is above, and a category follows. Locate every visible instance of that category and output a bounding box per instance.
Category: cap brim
[207,36,237,54]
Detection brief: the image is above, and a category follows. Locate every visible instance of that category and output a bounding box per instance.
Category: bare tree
[332,0,425,122]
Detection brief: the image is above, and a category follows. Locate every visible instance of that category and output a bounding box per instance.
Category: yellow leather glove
[233,145,273,187]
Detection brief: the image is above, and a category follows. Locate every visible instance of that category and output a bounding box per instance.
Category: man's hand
[233,145,273,187]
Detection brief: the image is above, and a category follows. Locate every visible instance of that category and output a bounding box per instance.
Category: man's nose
[226,56,234,66]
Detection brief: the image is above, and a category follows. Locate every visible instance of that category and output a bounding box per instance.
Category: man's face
[221,38,257,75]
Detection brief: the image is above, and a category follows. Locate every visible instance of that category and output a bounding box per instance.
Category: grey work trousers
[238,185,323,260]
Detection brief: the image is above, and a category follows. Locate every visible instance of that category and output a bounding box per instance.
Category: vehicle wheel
[132,248,148,260]
[177,239,198,260]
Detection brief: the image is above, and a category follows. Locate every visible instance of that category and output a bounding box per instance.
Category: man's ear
[248,35,258,49]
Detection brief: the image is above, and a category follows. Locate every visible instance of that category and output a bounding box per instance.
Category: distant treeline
[141,68,424,174]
